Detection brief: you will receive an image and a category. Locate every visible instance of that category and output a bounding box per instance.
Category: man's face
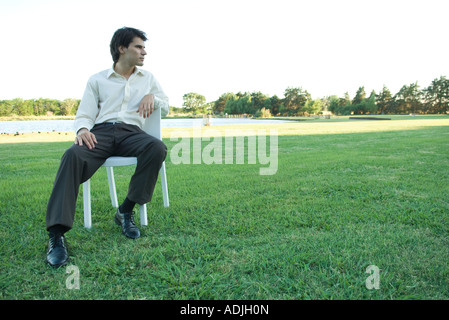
[119,37,147,67]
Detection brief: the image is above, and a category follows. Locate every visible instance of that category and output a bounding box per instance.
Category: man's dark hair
[110,27,148,63]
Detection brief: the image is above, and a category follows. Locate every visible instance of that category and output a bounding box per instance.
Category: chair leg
[83,179,92,228]
[139,161,167,226]
[140,204,147,226]
[106,167,119,208]
[160,162,169,208]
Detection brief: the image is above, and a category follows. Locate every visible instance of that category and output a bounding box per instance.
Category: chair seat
[82,107,169,229]
[103,156,137,167]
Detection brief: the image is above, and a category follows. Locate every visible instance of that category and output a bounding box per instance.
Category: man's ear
[118,45,127,54]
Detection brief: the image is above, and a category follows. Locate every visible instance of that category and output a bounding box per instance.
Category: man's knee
[154,139,167,161]
[142,138,167,162]
[61,145,81,163]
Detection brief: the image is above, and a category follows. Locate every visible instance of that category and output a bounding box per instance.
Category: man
[45,27,169,268]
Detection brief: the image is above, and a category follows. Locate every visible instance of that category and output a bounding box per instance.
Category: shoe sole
[47,257,69,268]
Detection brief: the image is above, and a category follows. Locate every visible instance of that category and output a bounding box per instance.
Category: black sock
[119,197,136,213]
[48,224,69,237]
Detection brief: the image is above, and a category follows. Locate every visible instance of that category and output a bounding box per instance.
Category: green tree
[334,92,353,115]
[47,99,62,115]
[283,87,311,116]
[31,98,44,116]
[11,98,28,116]
[352,86,366,106]
[424,76,449,114]
[250,91,269,114]
[214,92,235,114]
[341,92,351,106]
[59,98,78,116]
[351,87,377,115]
[22,100,35,116]
[236,94,252,114]
[269,95,282,115]
[365,90,377,114]
[183,92,206,114]
[201,102,214,114]
[223,93,260,115]
[304,98,323,115]
[395,82,422,114]
[0,100,13,116]
[327,95,340,114]
[224,94,239,114]
[376,85,394,114]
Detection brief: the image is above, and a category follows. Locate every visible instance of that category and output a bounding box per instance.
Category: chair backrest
[142,107,162,140]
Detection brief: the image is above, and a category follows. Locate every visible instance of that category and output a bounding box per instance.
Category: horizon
[0,74,446,106]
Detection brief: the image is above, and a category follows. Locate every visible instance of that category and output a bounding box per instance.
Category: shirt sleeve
[147,75,169,117]
[74,77,99,133]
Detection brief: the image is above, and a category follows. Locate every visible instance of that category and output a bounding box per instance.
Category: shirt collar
[107,65,144,78]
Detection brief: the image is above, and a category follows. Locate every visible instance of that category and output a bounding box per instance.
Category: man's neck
[114,62,136,80]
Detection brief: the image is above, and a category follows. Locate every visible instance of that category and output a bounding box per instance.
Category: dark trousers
[46,122,167,231]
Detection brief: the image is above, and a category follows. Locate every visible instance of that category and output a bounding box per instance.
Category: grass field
[0,115,448,300]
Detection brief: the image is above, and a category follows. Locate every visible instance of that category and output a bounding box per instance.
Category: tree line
[183,75,449,116]
[1,76,448,117]
[328,76,449,115]
[0,98,80,117]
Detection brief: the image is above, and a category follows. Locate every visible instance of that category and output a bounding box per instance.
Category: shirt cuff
[74,119,94,134]
[154,96,169,117]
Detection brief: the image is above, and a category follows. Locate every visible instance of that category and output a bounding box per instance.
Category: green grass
[0,117,448,300]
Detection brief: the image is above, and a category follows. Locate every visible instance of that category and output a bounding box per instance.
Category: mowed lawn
[0,116,448,300]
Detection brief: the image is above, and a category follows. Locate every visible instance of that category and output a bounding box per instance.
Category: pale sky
[1,0,448,107]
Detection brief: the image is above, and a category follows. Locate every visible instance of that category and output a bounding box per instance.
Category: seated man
[45,27,169,268]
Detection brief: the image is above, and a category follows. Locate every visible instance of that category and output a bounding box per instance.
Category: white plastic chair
[82,107,169,228]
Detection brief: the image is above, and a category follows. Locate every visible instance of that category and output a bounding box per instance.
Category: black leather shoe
[46,233,69,268]
[114,208,140,239]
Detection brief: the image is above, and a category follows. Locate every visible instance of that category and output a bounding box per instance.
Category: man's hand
[137,94,154,118]
[75,128,98,150]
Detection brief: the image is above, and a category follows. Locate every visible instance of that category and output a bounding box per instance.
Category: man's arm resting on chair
[137,94,154,119]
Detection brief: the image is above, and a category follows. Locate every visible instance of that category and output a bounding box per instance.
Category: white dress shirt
[74,66,169,134]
